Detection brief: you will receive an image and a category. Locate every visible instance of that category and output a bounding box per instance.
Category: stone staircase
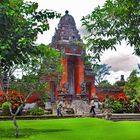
[70,100,101,116]
[50,100,101,117]
[71,100,90,116]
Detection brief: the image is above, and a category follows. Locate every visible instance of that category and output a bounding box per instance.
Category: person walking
[90,99,96,116]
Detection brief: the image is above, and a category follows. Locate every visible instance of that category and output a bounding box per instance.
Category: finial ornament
[65,10,69,15]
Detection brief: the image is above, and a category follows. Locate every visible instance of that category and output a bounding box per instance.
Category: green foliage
[84,56,112,85]
[0,0,62,120]
[0,0,61,71]
[10,51,62,98]
[82,0,140,61]
[93,64,111,85]
[123,70,140,98]
[38,44,63,76]
[10,74,48,101]
[2,102,11,116]
[101,94,133,113]
[41,94,48,103]
[101,92,140,113]
[110,100,122,113]
[130,94,140,113]
[0,1,61,137]
[98,80,112,86]
[9,45,63,97]
[29,107,44,116]
[0,0,62,101]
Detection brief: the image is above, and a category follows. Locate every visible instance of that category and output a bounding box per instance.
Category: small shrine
[48,11,95,102]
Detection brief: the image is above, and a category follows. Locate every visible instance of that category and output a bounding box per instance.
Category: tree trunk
[3,71,19,138]
[13,115,19,138]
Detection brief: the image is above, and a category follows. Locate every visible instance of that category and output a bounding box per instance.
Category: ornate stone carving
[80,81,87,95]
[85,64,94,75]
[51,10,81,52]
[63,82,69,94]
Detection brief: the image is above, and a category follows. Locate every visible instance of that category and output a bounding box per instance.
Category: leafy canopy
[0,0,61,71]
[93,64,111,85]
[82,0,140,61]
[123,70,140,98]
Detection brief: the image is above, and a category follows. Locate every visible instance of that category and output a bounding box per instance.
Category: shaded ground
[0,118,140,140]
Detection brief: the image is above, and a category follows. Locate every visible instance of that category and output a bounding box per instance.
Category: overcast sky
[29,0,140,83]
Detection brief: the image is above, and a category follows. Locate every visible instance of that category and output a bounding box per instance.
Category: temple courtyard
[0,118,140,140]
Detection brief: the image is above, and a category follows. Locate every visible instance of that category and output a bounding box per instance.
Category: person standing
[90,99,96,116]
[57,100,64,117]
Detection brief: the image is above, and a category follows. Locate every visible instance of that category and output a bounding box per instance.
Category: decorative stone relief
[80,81,87,95]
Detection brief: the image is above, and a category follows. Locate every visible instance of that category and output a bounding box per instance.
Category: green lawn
[0,118,140,140]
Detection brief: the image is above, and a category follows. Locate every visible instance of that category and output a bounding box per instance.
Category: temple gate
[48,11,95,102]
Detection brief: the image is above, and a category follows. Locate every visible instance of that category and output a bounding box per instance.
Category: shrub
[100,92,140,113]
[130,97,140,113]
[41,94,48,103]
[110,100,123,113]
[2,102,11,116]
[0,90,24,113]
[101,93,132,113]
[29,107,44,116]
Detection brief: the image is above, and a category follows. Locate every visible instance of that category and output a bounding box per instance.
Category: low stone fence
[0,114,82,120]
[110,114,140,121]
[96,113,140,121]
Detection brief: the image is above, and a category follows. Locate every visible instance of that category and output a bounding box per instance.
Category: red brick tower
[49,11,95,102]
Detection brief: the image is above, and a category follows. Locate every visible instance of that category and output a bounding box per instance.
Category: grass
[0,118,140,140]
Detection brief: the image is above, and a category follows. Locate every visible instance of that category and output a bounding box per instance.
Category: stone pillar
[60,56,68,88]
[76,56,84,94]
[90,82,95,98]
[89,76,95,99]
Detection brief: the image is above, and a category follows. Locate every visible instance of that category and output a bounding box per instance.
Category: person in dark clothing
[57,100,64,117]
[90,99,96,116]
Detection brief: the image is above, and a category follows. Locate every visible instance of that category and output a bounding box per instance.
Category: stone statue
[63,82,69,94]
[57,86,63,95]
[80,82,87,94]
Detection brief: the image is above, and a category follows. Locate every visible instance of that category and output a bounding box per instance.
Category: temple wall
[95,86,124,101]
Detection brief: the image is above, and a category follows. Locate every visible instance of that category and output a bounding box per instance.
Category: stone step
[96,114,140,121]
[110,114,140,121]
[111,114,140,118]
[111,118,140,121]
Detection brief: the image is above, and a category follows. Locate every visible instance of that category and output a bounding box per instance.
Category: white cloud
[101,41,140,72]
[101,42,140,83]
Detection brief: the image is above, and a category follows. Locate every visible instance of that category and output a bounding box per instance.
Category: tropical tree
[81,0,140,61]
[0,0,60,70]
[0,0,61,137]
[123,70,140,98]
[93,64,111,85]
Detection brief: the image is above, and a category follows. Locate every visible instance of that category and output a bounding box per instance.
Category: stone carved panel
[80,81,87,95]
[63,82,69,94]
